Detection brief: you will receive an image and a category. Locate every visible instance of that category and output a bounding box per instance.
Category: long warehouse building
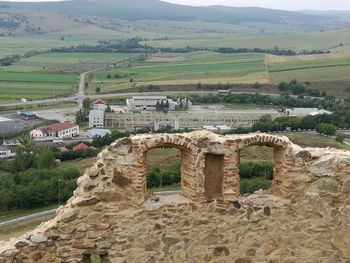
[104,109,281,131]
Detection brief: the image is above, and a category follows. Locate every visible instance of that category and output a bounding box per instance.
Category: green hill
[0,0,349,35]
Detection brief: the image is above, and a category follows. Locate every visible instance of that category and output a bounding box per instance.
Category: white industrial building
[104,109,281,131]
[30,123,79,139]
[89,110,105,128]
[0,116,16,133]
[126,96,177,112]
[286,108,333,117]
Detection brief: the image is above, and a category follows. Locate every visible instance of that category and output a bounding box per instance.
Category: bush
[316,123,337,136]
[239,162,273,180]
[240,178,272,194]
[147,161,181,189]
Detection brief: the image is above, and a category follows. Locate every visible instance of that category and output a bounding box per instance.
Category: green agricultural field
[0,52,141,102]
[266,53,350,95]
[0,71,76,83]
[271,65,350,83]
[0,71,76,101]
[147,29,350,51]
[89,51,267,93]
[0,82,75,101]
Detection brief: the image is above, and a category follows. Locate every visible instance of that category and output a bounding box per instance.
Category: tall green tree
[36,147,57,170]
[15,135,36,172]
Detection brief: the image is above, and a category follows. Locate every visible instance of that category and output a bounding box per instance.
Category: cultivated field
[89,51,268,93]
[0,71,76,102]
[0,52,140,102]
[266,53,350,83]
[147,29,350,51]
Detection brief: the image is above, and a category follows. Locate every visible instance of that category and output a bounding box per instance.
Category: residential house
[0,145,16,159]
[30,123,79,140]
[93,99,107,111]
[72,143,89,151]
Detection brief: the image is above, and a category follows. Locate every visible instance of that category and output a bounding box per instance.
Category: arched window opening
[146,147,182,193]
[239,145,274,194]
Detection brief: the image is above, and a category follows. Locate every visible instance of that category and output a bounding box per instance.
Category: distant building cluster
[126,96,178,112]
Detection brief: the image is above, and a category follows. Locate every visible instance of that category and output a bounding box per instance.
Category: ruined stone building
[0,131,349,262]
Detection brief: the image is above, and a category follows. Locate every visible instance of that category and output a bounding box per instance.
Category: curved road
[0,209,56,228]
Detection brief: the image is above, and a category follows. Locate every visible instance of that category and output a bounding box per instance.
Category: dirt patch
[146,55,186,63]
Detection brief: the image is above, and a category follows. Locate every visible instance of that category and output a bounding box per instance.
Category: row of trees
[278,79,326,97]
[50,37,328,56]
[186,92,337,110]
[0,54,20,66]
[0,168,79,211]
[251,113,349,133]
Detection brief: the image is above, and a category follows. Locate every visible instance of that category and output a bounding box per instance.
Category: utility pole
[58,179,62,206]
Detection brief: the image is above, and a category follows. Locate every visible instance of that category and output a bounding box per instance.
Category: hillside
[0,0,349,37]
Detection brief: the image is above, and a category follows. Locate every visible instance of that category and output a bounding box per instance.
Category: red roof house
[58,146,68,153]
[93,99,107,110]
[72,143,89,151]
[93,99,106,105]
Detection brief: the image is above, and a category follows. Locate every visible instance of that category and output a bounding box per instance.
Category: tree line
[50,37,329,56]
[185,92,337,110]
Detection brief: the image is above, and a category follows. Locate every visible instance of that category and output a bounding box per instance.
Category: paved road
[344,139,350,146]
[0,209,56,228]
[0,90,293,108]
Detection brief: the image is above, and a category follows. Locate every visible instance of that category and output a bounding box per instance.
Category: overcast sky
[163,0,350,11]
[3,0,350,11]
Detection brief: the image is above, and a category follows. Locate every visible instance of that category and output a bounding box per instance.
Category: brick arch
[236,133,292,196]
[238,133,291,150]
[133,134,199,201]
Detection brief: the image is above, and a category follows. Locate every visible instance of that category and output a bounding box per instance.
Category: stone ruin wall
[0,131,349,263]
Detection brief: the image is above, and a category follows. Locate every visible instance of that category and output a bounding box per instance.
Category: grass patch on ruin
[278,132,350,150]
[0,215,55,242]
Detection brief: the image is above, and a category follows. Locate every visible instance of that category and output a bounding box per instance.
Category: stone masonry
[0,131,349,262]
